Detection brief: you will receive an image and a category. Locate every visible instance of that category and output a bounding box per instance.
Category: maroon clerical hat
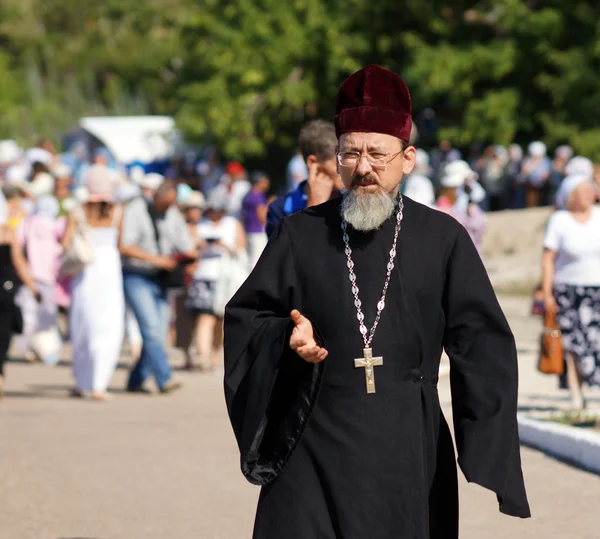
[334,65,412,142]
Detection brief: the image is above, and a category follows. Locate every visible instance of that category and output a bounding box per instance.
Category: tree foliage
[3,1,600,160]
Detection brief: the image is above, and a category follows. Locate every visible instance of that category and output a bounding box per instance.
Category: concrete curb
[518,414,600,475]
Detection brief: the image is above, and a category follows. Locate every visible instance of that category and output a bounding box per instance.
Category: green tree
[176,0,366,160]
[0,0,192,144]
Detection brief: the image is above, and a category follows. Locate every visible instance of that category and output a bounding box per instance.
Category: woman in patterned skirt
[542,174,600,409]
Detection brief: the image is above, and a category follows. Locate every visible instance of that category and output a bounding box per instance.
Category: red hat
[225,161,245,176]
[334,64,412,142]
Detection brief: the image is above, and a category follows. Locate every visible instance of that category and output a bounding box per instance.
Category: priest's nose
[355,153,373,176]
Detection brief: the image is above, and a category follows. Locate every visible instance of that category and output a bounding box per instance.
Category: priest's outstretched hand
[289,310,329,363]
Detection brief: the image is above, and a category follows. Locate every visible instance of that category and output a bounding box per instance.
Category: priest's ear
[401,143,417,176]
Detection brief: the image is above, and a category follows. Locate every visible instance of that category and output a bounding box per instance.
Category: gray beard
[341,188,396,232]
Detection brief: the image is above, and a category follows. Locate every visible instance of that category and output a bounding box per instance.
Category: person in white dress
[64,167,125,400]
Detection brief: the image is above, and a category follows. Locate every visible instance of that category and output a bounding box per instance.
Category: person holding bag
[119,180,195,394]
[186,191,247,371]
[542,174,600,409]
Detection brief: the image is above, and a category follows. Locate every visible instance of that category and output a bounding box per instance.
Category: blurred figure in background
[267,120,344,237]
[114,181,143,365]
[519,141,552,207]
[15,195,65,365]
[542,174,600,409]
[120,180,193,394]
[65,168,124,400]
[548,145,574,205]
[136,172,165,201]
[52,163,76,217]
[0,202,40,397]
[2,181,27,231]
[52,164,77,321]
[437,160,487,257]
[186,192,247,371]
[197,147,224,197]
[479,145,509,211]
[286,150,309,192]
[506,143,524,208]
[402,148,435,206]
[242,171,270,269]
[430,139,461,191]
[177,191,206,370]
[210,161,251,220]
[564,156,594,183]
[28,161,55,198]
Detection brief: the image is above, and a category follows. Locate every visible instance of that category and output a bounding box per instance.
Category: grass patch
[545,411,600,432]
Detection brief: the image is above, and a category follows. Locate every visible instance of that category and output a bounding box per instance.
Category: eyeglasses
[337,150,403,168]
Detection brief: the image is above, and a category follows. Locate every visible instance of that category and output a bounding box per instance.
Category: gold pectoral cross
[354,348,383,394]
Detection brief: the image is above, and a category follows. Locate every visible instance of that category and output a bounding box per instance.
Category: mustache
[351,173,379,186]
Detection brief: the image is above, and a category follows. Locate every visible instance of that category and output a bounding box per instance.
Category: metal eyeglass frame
[336,150,403,168]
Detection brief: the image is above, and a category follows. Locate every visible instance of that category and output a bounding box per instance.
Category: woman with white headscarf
[542,174,600,409]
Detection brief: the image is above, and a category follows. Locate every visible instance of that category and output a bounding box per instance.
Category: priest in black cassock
[224,65,530,539]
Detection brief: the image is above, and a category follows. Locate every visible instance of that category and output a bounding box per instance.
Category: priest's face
[337,132,416,195]
[337,132,416,231]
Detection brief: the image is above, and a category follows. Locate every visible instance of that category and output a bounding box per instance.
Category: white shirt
[544,207,600,286]
[195,216,238,281]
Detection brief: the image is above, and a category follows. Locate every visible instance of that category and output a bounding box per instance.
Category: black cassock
[224,196,530,539]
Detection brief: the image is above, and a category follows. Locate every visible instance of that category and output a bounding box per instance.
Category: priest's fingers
[290,309,303,325]
[289,333,309,350]
[296,345,328,364]
[290,309,313,331]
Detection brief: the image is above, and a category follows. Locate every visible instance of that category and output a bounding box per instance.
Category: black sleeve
[443,225,531,518]
[224,220,323,485]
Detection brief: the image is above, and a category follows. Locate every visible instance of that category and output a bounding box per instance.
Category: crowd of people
[0,126,599,404]
[0,139,271,399]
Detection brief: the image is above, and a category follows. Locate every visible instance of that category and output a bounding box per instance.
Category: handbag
[60,208,94,276]
[537,310,564,375]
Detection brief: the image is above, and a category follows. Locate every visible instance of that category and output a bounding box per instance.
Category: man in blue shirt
[267,120,344,238]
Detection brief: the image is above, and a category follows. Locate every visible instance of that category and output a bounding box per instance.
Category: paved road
[0,296,598,539]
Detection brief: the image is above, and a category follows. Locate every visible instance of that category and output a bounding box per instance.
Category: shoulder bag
[60,208,94,276]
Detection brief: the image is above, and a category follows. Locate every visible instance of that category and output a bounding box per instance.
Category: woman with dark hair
[63,168,124,400]
[0,191,40,397]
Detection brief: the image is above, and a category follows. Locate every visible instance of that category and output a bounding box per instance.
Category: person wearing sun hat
[435,160,487,257]
[172,190,206,370]
[64,166,125,401]
[224,64,529,539]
